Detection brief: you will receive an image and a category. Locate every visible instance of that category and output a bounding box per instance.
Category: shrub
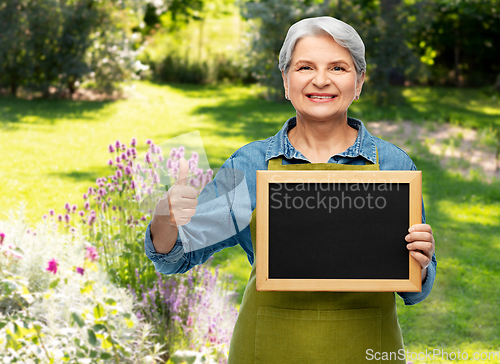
[0,208,166,363]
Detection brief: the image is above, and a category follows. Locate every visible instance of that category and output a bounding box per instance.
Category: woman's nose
[312,69,331,87]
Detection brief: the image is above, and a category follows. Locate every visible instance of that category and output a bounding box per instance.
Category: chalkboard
[256,171,422,292]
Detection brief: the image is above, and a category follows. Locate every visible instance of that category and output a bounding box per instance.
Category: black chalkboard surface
[256,171,422,292]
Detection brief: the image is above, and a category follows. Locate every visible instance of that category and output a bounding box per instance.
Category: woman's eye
[332,66,345,71]
[299,66,312,70]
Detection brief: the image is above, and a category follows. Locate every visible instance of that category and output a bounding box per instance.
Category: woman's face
[282,34,364,124]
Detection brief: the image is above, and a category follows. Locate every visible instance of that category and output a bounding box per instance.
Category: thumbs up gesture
[154,158,198,226]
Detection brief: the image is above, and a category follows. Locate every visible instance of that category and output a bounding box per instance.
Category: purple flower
[130,180,136,189]
[124,166,131,175]
[83,193,88,200]
[87,214,96,226]
[108,159,113,166]
[49,209,55,216]
[88,187,95,196]
[79,210,85,217]
[72,204,77,213]
[0,232,5,245]
[115,156,121,164]
[146,139,152,145]
[130,138,137,147]
[64,202,70,211]
[85,246,99,262]
[121,143,126,151]
[121,153,127,161]
[42,214,48,220]
[101,202,107,211]
[115,140,121,150]
[84,201,90,210]
[57,214,63,222]
[98,188,107,196]
[145,152,152,164]
[76,267,85,275]
[46,259,58,274]
[109,144,115,153]
[64,214,70,223]
[116,170,123,178]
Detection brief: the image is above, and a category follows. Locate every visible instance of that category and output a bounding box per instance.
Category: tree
[0,0,146,97]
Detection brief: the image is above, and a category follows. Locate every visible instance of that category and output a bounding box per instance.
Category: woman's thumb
[176,158,189,186]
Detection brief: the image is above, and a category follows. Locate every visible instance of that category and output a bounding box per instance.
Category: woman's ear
[356,71,365,97]
[282,70,289,98]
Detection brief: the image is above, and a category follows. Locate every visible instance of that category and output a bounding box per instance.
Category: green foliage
[0,0,146,97]
[242,0,500,101]
[0,214,167,363]
[402,0,500,87]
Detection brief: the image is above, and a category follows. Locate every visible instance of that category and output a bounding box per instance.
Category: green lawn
[1,81,499,363]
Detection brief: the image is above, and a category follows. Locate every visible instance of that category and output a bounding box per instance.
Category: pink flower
[87,215,96,226]
[115,156,121,164]
[109,144,115,153]
[187,316,194,326]
[108,159,113,166]
[0,232,5,245]
[101,202,107,211]
[146,139,152,145]
[49,209,55,216]
[83,193,88,200]
[145,152,152,164]
[85,246,99,262]
[121,143,126,151]
[98,188,107,196]
[75,267,85,275]
[84,201,90,210]
[121,153,126,161]
[46,258,58,274]
[115,140,121,150]
[88,187,95,196]
[116,170,123,178]
[42,214,48,220]
[57,214,63,222]
[64,214,70,223]
[79,210,85,217]
[72,204,77,213]
[64,202,70,211]
[130,138,137,147]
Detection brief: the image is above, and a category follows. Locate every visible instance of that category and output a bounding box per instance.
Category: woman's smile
[306,93,337,102]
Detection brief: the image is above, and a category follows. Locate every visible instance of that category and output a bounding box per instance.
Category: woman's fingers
[405,223,435,269]
[409,250,432,269]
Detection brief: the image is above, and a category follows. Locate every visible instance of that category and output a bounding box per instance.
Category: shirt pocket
[255,306,381,364]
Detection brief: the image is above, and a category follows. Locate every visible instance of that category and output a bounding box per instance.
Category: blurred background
[0,0,499,363]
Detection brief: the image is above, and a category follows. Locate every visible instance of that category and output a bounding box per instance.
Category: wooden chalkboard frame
[256,170,422,292]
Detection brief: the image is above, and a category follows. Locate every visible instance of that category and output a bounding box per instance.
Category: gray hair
[278,16,366,78]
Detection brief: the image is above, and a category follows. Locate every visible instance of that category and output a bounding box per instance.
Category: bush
[0,207,166,363]
[0,0,147,97]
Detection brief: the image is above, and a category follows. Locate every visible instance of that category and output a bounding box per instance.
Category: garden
[1,0,500,363]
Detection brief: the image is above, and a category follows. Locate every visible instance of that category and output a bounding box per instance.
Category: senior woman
[146,16,437,363]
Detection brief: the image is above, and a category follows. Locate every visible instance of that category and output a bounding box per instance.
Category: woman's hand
[405,224,435,282]
[154,158,198,226]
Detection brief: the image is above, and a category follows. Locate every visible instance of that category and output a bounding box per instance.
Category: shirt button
[333,156,340,161]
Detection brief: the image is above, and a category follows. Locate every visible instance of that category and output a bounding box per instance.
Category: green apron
[227,152,406,364]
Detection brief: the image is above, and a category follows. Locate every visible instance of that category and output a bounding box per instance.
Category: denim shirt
[144,117,437,306]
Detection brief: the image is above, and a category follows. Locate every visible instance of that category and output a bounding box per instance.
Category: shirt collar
[265,116,377,164]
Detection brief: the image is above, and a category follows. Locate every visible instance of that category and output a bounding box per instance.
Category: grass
[1,81,499,362]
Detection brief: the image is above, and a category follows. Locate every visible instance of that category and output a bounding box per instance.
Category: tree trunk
[454,25,462,87]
